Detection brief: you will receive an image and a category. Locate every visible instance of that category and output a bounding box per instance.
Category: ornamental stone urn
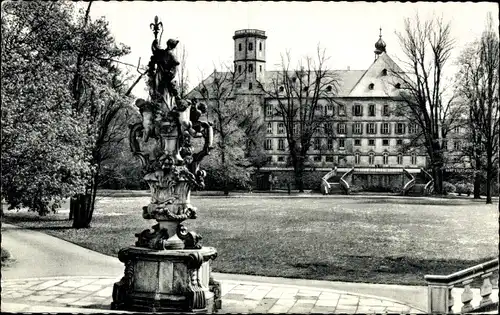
[111,16,219,313]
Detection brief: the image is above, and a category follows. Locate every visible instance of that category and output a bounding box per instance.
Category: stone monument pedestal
[112,246,221,313]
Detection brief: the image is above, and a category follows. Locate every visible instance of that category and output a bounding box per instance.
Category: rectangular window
[327,104,334,112]
[353,104,363,116]
[454,141,462,151]
[337,123,346,134]
[248,42,253,51]
[396,139,403,145]
[355,154,360,164]
[368,139,375,146]
[443,140,448,150]
[397,154,403,165]
[266,104,273,117]
[338,139,345,148]
[383,154,389,165]
[326,156,334,162]
[238,65,242,73]
[238,43,242,51]
[324,123,333,135]
[383,105,390,116]
[266,122,273,134]
[267,156,272,162]
[367,123,376,134]
[278,122,285,134]
[249,82,253,90]
[248,64,253,73]
[293,123,299,135]
[327,138,334,150]
[381,123,390,134]
[354,139,361,146]
[353,123,362,134]
[277,156,285,162]
[369,104,375,116]
[278,139,285,151]
[313,156,322,162]
[236,82,242,88]
[409,123,417,134]
[314,138,320,150]
[259,65,262,72]
[338,104,346,116]
[396,123,405,135]
[264,139,273,150]
[259,42,262,51]
[411,154,417,165]
[382,139,389,146]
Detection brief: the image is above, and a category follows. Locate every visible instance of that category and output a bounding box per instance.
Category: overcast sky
[81,1,498,98]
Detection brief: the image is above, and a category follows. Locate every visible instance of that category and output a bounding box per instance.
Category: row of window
[237,64,263,74]
[264,138,406,151]
[264,137,464,152]
[265,103,403,117]
[269,153,418,165]
[238,41,263,52]
[266,122,418,135]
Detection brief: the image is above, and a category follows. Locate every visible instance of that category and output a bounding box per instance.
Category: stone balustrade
[425,258,499,314]
[402,168,415,195]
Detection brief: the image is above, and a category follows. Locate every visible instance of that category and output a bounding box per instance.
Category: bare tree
[194,66,256,194]
[258,46,339,192]
[456,12,499,203]
[176,43,189,98]
[392,14,456,195]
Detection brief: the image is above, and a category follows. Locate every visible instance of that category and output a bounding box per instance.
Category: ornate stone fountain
[111,16,220,313]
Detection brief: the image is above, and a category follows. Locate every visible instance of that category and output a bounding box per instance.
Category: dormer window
[369,83,374,90]
[395,83,401,89]
[382,69,387,76]
[326,85,333,92]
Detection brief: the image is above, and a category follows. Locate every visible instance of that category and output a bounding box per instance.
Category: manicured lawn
[2,195,498,285]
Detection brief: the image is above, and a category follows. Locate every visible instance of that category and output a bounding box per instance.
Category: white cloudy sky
[81,1,498,98]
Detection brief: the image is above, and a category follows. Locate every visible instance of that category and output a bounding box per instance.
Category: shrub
[442,181,456,195]
[456,182,474,196]
[349,184,364,193]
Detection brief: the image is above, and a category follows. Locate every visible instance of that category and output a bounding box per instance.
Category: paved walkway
[1,276,424,314]
[1,223,427,313]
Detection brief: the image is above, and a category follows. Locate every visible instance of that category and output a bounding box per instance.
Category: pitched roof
[347,52,406,97]
[186,53,408,99]
[261,70,365,97]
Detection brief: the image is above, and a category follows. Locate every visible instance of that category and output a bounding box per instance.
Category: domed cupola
[374,28,386,58]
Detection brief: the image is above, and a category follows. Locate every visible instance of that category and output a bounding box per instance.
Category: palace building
[189,29,432,192]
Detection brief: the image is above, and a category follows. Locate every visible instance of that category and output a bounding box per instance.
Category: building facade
[190,29,429,178]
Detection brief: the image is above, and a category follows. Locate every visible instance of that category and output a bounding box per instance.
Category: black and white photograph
[1,1,498,314]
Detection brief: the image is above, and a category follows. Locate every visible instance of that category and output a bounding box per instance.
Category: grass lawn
[2,195,498,285]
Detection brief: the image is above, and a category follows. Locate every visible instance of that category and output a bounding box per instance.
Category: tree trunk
[432,166,443,195]
[473,170,482,199]
[71,191,95,228]
[69,200,74,220]
[486,151,493,204]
